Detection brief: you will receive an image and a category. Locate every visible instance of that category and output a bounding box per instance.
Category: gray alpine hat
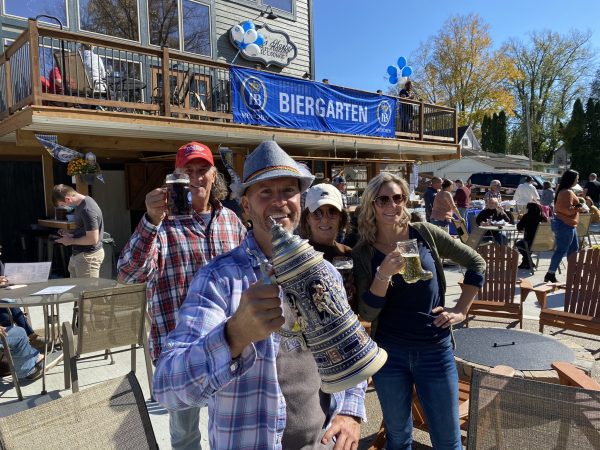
[231,140,315,198]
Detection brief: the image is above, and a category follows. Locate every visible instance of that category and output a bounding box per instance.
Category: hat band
[244,165,301,183]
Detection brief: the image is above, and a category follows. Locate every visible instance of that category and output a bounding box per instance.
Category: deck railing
[0,20,457,145]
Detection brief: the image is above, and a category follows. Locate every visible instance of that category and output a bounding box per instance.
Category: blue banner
[230,67,397,138]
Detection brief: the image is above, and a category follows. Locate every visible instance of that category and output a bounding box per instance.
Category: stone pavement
[2,249,599,450]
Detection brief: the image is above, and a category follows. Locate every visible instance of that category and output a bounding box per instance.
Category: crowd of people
[2,138,599,449]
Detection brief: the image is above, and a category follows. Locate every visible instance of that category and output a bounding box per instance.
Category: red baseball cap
[175,142,214,168]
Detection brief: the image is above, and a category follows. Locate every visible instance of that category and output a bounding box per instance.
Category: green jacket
[352,222,486,330]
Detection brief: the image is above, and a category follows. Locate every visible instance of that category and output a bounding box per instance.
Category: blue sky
[313,0,600,93]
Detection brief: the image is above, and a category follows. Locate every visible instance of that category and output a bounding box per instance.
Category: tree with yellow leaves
[408,13,518,127]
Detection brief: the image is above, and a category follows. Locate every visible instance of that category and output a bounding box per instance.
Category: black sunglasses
[373,194,407,208]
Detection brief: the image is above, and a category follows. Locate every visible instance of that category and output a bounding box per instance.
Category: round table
[453,328,594,383]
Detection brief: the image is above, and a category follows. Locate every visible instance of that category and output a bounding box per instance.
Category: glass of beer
[166,172,192,219]
[395,239,433,284]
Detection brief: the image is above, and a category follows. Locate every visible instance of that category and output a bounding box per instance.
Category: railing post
[419,100,424,141]
[161,47,171,117]
[4,58,13,112]
[454,107,459,147]
[28,18,42,106]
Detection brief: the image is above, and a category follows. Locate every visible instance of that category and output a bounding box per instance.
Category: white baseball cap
[305,183,343,212]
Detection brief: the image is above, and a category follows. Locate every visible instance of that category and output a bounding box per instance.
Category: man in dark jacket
[423,177,442,222]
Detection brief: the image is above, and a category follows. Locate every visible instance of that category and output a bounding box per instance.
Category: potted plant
[67,157,100,184]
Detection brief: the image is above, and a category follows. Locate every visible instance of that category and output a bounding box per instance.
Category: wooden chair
[521,222,555,273]
[61,283,153,395]
[539,248,600,338]
[552,361,600,390]
[368,365,515,450]
[466,244,525,328]
[0,333,23,401]
[577,213,593,248]
[466,366,600,449]
[0,373,158,449]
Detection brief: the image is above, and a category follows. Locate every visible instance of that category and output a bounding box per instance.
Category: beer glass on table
[395,239,433,284]
[166,172,192,219]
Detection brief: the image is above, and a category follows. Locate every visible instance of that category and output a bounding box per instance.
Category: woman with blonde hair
[352,172,485,449]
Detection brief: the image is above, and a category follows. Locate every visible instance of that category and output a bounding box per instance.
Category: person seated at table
[585,196,600,223]
[515,202,548,269]
[0,245,43,349]
[0,325,44,380]
[476,198,512,245]
[430,179,464,230]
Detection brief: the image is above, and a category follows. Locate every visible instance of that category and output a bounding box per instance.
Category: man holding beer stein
[118,141,246,449]
[153,141,366,450]
[352,172,486,450]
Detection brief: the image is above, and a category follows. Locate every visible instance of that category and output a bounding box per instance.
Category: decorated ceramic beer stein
[264,218,387,393]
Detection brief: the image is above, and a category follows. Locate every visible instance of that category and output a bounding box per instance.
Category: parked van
[467,172,547,190]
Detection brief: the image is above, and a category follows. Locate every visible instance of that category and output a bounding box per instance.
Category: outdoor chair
[576,213,593,248]
[466,244,525,328]
[61,283,153,396]
[464,225,490,251]
[0,372,158,449]
[53,50,107,100]
[451,217,469,244]
[0,333,23,401]
[466,367,600,449]
[521,222,555,274]
[539,247,600,339]
[368,365,515,450]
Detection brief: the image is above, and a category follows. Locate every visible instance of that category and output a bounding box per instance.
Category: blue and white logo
[241,76,267,112]
[376,100,393,127]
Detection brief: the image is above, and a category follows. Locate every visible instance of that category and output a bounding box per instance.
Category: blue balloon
[238,41,248,49]
[401,66,413,77]
[397,56,407,69]
[389,75,398,84]
[254,35,265,47]
[387,65,398,76]
[241,20,255,32]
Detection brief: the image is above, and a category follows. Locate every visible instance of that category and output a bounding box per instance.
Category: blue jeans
[0,307,35,336]
[0,326,38,378]
[372,343,462,450]
[169,407,202,449]
[549,218,578,273]
[457,208,468,221]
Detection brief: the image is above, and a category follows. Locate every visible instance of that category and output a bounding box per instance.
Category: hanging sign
[230,67,397,138]
[230,23,297,67]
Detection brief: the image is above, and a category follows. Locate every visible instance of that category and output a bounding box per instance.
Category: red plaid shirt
[117,205,246,361]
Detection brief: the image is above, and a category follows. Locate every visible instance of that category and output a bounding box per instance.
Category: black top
[309,241,352,262]
[585,180,600,203]
[516,212,547,244]
[475,208,512,225]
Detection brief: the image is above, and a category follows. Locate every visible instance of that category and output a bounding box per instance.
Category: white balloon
[231,25,245,42]
[243,29,258,44]
[399,77,409,88]
[245,43,261,57]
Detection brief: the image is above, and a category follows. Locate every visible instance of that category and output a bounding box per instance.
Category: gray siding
[215,0,311,78]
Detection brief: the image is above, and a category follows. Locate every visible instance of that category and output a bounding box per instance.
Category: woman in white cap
[298,183,352,261]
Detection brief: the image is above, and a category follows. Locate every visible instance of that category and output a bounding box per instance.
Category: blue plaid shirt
[153,231,367,450]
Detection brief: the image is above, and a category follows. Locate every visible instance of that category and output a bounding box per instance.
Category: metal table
[453,328,575,371]
[1,278,118,394]
[479,224,518,246]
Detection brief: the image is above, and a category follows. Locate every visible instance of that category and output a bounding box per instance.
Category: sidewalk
[1,250,598,450]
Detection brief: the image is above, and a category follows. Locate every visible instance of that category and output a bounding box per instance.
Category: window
[148,0,211,57]
[227,0,295,17]
[78,0,140,41]
[263,0,293,13]
[3,0,68,27]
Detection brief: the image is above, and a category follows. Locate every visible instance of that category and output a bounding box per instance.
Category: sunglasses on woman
[310,207,341,220]
[373,194,407,208]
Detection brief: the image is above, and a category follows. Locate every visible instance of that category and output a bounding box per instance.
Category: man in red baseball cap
[118,141,246,449]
